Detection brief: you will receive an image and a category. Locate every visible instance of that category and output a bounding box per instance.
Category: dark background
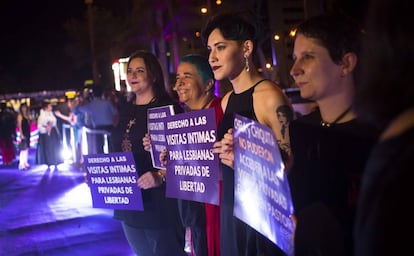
[0,1,87,94]
[0,0,368,95]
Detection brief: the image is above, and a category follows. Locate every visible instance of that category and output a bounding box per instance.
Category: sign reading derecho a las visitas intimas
[147,105,175,170]
[164,108,220,205]
[233,114,295,256]
[84,152,144,211]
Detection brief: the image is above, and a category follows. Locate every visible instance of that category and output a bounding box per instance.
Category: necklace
[121,118,136,151]
[135,96,156,105]
[320,106,352,127]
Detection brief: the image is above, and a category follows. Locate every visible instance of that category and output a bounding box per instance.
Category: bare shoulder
[221,90,233,112]
[254,80,289,107]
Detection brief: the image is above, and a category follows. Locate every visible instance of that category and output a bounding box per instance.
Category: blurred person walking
[54,96,75,138]
[0,103,17,166]
[353,0,414,255]
[110,50,186,256]
[17,103,31,170]
[79,85,118,154]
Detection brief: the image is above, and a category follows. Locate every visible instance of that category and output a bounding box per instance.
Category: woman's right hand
[142,133,151,152]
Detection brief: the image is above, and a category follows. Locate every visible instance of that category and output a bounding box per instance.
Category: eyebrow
[177,71,194,76]
[213,41,225,47]
[208,40,226,48]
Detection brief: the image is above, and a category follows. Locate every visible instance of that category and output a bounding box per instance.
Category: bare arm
[254,81,293,159]
[17,114,24,139]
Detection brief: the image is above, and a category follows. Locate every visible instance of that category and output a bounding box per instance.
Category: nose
[290,61,302,80]
[208,49,217,64]
[175,77,184,87]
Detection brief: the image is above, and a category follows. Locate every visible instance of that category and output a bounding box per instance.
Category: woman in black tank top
[202,9,293,256]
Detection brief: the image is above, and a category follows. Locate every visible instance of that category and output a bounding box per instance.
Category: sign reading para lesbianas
[84,152,143,210]
[233,114,295,256]
[164,108,220,205]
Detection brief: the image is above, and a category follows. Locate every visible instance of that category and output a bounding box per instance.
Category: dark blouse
[21,115,31,140]
[111,98,183,229]
[288,109,380,255]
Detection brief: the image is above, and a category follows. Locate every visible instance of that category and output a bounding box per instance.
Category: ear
[204,79,215,93]
[341,52,357,76]
[243,40,254,58]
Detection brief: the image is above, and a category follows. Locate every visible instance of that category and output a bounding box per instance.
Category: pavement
[0,149,135,256]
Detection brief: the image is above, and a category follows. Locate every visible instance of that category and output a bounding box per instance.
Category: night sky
[0,0,369,95]
[0,0,85,94]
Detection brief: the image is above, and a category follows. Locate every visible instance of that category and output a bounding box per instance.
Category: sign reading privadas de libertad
[84,152,143,210]
[164,108,220,205]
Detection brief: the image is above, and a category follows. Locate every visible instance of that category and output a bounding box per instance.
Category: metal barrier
[61,124,111,164]
[62,124,76,163]
[81,126,112,155]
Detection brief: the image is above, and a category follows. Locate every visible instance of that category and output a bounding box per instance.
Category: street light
[85,0,100,85]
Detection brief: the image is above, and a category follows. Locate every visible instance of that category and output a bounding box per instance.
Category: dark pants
[121,222,187,256]
[178,200,208,256]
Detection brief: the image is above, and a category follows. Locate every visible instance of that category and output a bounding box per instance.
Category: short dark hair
[201,8,265,55]
[295,14,363,65]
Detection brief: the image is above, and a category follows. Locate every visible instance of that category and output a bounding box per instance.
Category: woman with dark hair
[202,8,293,256]
[353,0,414,255]
[111,50,186,256]
[17,103,31,170]
[287,14,380,255]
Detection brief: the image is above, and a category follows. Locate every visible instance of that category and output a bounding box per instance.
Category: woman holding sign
[174,54,223,256]
[111,50,186,256]
[143,54,223,256]
[201,8,293,256]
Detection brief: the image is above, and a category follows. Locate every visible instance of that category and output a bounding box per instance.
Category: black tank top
[218,79,266,205]
[21,116,31,139]
[217,79,265,139]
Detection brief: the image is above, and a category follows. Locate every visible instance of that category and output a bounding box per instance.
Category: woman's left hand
[137,171,162,189]
[142,133,151,152]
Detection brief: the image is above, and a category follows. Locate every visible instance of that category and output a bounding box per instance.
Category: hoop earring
[245,56,250,72]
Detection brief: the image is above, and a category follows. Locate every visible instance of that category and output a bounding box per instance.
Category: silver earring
[245,56,250,72]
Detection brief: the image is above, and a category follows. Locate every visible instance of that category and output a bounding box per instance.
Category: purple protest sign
[233,114,295,256]
[147,105,175,169]
[84,152,143,211]
[164,108,220,205]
